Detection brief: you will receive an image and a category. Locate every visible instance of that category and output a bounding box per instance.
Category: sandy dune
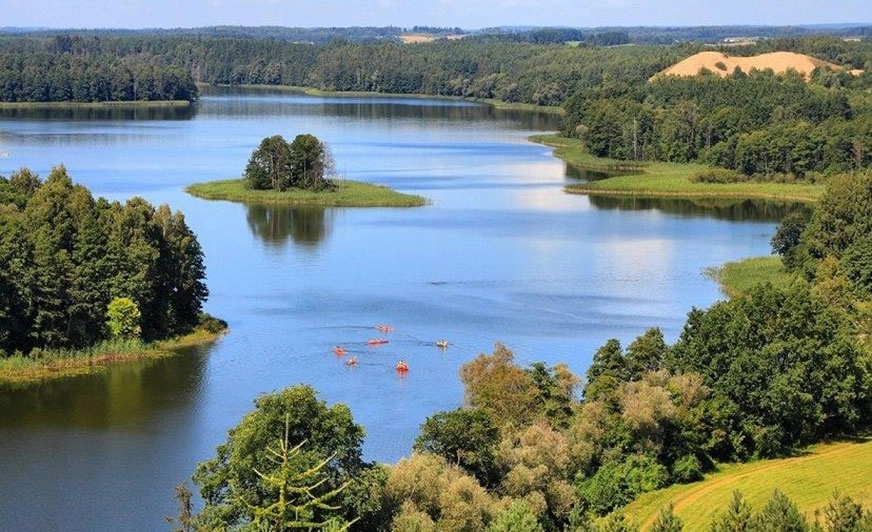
[653,51,853,80]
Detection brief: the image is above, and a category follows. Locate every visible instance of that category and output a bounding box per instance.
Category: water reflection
[0,104,196,121]
[199,87,562,129]
[0,346,209,429]
[564,163,643,181]
[246,204,334,248]
[588,195,809,222]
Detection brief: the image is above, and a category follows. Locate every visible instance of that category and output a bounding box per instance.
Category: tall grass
[0,323,227,385]
[705,256,794,298]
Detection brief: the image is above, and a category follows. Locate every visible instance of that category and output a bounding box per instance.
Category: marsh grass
[0,321,227,385]
[705,256,794,298]
[531,134,824,203]
[185,178,427,207]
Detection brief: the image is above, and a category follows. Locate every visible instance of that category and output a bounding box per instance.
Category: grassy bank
[531,135,824,203]
[0,100,192,109]
[0,318,228,386]
[622,437,872,531]
[185,178,427,207]
[705,256,794,298]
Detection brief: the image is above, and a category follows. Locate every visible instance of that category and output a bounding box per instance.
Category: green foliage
[105,297,141,339]
[668,283,871,457]
[577,455,668,515]
[795,172,872,276]
[671,454,704,484]
[487,501,544,532]
[710,491,753,532]
[584,339,628,400]
[651,504,684,532]
[0,167,207,355]
[247,424,354,531]
[413,408,501,487]
[692,169,749,184]
[459,343,540,428]
[0,52,197,103]
[840,236,872,296]
[772,212,809,267]
[752,490,809,532]
[244,134,333,191]
[192,385,374,531]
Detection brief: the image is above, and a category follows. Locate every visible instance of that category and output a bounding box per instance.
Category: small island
[186,133,427,207]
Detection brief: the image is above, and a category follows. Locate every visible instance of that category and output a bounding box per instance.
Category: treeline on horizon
[3,23,870,44]
[0,167,208,355]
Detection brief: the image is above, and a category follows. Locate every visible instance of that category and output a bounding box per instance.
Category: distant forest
[1,30,870,175]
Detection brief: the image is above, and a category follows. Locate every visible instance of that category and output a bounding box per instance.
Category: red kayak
[395,360,409,372]
[367,338,389,346]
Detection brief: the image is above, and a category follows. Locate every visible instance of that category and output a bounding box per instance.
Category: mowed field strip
[623,438,872,531]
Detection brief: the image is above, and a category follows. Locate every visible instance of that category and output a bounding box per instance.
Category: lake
[0,88,786,531]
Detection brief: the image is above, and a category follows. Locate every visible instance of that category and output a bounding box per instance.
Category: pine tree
[710,491,752,532]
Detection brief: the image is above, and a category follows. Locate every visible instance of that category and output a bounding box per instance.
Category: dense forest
[181,171,872,531]
[0,167,208,354]
[1,33,870,178]
[562,60,872,179]
[0,56,197,103]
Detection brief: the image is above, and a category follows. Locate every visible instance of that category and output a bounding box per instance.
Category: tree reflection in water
[245,204,334,249]
[588,195,809,222]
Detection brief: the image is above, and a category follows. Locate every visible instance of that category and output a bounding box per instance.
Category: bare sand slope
[653,51,851,80]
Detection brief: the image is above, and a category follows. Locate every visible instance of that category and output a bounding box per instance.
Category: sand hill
[652,51,851,80]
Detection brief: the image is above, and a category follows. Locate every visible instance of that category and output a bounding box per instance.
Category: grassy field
[0,321,227,386]
[705,256,794,298]
[185,178,427,207]
[0,100,192,109]
[531,135,824,203]
[623,437,872,531]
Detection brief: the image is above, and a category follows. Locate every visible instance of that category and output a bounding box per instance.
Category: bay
[0,88,786,531]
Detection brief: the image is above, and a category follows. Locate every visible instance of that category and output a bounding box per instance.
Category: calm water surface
[0,89,787,531]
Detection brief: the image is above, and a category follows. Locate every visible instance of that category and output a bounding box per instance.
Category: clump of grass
[705,256,794,298]
[185,179,427,207]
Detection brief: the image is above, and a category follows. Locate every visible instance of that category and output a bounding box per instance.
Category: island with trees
[186,133,427,207]
[0,166,225,384]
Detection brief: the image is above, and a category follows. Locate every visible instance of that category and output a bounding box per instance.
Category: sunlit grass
[185,178,427,207]
[705,256,795,298]
[531,135,824,203]
[0,320,227,385]
[622,437,872,531]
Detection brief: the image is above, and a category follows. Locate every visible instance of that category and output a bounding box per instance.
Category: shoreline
[530,134,824,203]
[0,320,228,386]
[185,178,428,207]
[0,100,193,109]
[199,83,565,114]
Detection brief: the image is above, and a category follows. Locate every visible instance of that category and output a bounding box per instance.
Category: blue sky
[1,0,869,29]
